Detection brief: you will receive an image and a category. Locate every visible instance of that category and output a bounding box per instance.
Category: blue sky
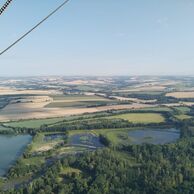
[0,0,194,76]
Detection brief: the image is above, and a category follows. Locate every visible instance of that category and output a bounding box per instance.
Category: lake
[0,135,32,176]
[128,128,180,145]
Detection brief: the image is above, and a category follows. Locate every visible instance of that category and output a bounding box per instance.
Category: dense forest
[4,137,194,194]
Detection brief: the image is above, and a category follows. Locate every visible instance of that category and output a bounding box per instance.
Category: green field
[175,114,192,120]
[60,167,81,175]
[174,106,191,113]
[5,117,65,128]
[140,106,173,112]
[97,128,131,145]
[107,113,165,123]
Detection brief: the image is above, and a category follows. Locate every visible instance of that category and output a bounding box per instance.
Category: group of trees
[119,93,180,104]
[3,108,194,193]
[4,138,194,194]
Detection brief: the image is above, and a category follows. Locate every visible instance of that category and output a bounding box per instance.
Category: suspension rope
[0,0,70,56]
[0,0,13,16]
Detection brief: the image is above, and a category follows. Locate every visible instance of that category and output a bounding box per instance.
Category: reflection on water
[69,133,103,148]
[128,128,180,145]
[44,134,66,141]
[0,135,32,176]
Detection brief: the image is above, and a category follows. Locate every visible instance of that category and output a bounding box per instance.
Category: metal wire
[0,0,13,16]
[0,0,70,56]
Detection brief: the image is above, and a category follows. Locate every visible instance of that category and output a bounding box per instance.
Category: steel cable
[0,0,70,56]
[0,0,13,16]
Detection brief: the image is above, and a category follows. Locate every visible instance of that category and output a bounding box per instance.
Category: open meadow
[107,113,165,123]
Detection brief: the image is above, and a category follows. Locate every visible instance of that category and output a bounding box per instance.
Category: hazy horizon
[1,74,194,78]
[1,0,194,76]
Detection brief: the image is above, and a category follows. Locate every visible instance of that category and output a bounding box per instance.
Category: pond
[0,135,32,176]
[69,133,103,148]
[128,128,180,145]
[44,134,66,141]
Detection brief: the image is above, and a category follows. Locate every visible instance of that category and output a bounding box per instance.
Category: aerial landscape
[1,0,194,194]
[0,76,194,193]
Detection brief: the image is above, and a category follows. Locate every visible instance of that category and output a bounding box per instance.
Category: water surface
[44,134,66,141]
[128,128,180,145]
[69,133,103,148]
[0,135,32,176]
